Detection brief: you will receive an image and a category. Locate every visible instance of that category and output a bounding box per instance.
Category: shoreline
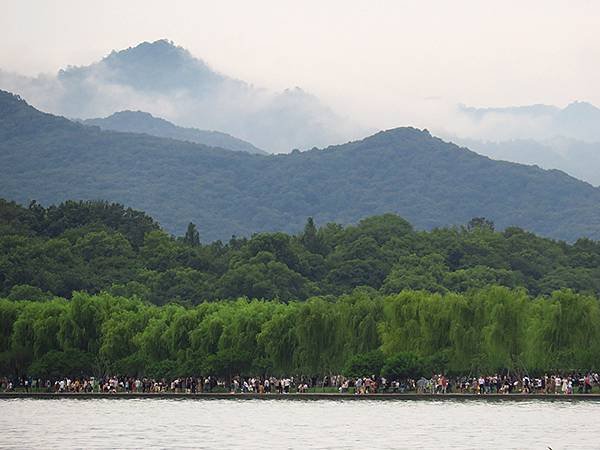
[2,392,600,401]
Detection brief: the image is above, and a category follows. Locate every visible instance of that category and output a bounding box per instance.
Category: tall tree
[300,217,324,254]
[184,222,200,246]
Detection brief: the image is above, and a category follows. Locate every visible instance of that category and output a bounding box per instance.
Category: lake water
[1,398,599,449]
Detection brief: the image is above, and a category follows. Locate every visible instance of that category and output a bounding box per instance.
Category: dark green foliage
[28,349,96,379]
[7,285,53,302]
[3,91,600,242]
[4,199,600,304]
[467,217,495,232]
[300,217,326,255]
[0,198,158,247]
[381,352,424,379]
[343,350,385,377]
[183,222,200,246]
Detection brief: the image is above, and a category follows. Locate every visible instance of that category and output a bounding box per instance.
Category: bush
[28,350,96,379]
[343,350,385,377]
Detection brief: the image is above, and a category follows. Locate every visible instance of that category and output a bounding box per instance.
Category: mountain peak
[83,108,267,154]
[109,110,159,120]
[0,89,77,138]
[9,41,360,152]
[58,39,225,93]
[361,127,432,146]
[0,89,25,108]
[562,101,600,114]
[105,39,193,65]
[0,89,56,120]
[97,110,174,129]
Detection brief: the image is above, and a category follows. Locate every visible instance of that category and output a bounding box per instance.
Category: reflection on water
[0,398,598,449]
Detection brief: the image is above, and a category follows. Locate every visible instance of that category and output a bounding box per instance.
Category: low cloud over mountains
[0,39,363,153]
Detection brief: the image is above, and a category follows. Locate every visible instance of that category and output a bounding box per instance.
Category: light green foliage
[1,287,600,377]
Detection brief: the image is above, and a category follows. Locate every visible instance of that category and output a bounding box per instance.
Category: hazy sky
[1,0,598,129]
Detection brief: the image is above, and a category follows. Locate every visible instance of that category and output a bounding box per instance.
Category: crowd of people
[411,373,599,395]
[2,372,599,395]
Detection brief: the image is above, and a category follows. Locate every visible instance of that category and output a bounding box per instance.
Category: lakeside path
[2,392,600,401]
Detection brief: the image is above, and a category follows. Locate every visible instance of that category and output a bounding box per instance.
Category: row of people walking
[2,373,598,395]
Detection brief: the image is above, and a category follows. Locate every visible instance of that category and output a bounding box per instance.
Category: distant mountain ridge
[457,101,600,142]
[442,101,600,185]
[2,89,600,242]
[450,136,600,186]
[83,111,266,154]
[0,39,363,152]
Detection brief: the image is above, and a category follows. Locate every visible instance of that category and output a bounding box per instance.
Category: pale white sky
[1,0,598,129]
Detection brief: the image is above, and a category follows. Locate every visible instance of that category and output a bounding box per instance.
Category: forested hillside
[3,199,600,305]
[450,136,600,187]
[83,111,267,154]
[2,90,600,242]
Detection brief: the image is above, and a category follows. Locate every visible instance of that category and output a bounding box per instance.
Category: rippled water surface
[1,398,599,449]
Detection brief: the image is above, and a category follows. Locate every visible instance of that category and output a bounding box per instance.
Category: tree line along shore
[1,288,599,379]
[1,199,600,378]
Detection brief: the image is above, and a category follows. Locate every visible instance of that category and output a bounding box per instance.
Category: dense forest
[3,200,600,377]
[2,288,599,378]
[3,199,600,305]
[3,90,600,242]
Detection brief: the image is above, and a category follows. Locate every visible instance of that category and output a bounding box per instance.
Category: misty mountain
[443,101,600,185]
[82,110,266,154]
[2,90,600,242]
[0,39,361,153]
[450,136,600,186]
[456,101,600,142]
